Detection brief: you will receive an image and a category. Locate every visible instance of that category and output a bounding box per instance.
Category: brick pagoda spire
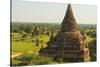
[61,4,77,32]
[39,3,90,62]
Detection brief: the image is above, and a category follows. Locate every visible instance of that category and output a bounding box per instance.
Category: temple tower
[61,4,77,32]
[39,4,90,62]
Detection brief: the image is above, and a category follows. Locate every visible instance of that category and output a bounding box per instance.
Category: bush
[89,39,96,61]
[11,60,28,66]
[31,56,53,65]
[15,53,33,64]
[11,53,54,66]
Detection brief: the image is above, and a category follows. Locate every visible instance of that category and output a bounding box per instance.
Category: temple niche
[39,4,90,62]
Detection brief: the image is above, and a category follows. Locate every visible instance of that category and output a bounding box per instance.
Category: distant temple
[39,4,90,62]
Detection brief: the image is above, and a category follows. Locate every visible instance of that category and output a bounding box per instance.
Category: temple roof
[63,3,76,23]
[61,3,77,32]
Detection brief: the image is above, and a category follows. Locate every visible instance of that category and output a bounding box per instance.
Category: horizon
[12,0,97,24]
[12,21,96,25]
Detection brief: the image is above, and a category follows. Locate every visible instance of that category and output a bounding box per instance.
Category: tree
[24,25,32,33]
[89,39,96,61]
[36,38,39,46]
[32,26,39,37]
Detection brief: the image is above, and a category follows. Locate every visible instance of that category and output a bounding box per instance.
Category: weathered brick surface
[39,4,90,62]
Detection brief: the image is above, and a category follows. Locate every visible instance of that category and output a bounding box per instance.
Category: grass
[85,35,96,43]
[11,32,96,65]
[11,33,67,65]
[11,53,58,66]
[12,41,40,52]
[12,32,95,55]
[11,33,50,56]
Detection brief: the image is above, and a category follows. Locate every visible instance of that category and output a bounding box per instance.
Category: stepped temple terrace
[39,4,90,62]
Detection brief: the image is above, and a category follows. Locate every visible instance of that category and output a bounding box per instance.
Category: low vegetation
[11,22,96,66]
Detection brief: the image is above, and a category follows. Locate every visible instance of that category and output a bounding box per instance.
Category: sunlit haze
[12,0,97,24]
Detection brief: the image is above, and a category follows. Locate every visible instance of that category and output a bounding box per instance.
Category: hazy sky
[12,0,97,24]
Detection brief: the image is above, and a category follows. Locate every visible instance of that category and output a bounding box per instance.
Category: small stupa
[39,4,90,62]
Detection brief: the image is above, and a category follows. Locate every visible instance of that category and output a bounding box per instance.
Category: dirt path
[12,51,38,59]
[12,53,22,59]
[12,51,34,59]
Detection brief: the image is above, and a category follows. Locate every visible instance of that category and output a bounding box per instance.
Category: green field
[11,23,96,66]
[12,33,50,56]
[11,32,60,65]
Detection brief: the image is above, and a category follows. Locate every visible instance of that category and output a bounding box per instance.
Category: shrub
[11,60,28,66]
[31,56,53,65]
[15,53,33,64]
[12,53,54,66]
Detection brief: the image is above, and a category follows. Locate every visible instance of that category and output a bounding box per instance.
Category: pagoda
[39,4,90,62]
